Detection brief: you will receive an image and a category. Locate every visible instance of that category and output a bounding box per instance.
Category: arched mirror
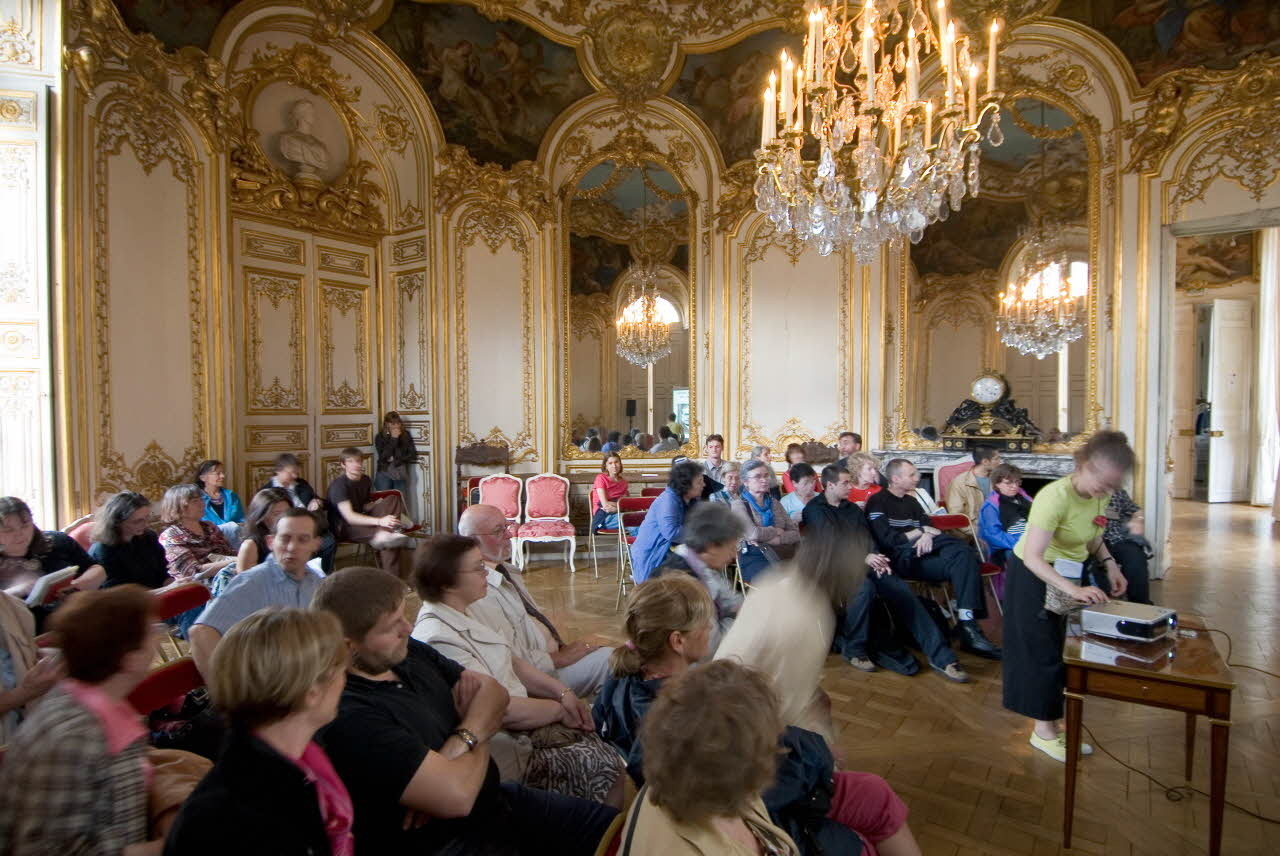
[562,159,697,458]
[891,94,1099,450]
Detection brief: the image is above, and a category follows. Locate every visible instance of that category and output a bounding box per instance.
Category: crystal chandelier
[996,230,1086,359]
[616,262,673,367]
[755,0,1005,261]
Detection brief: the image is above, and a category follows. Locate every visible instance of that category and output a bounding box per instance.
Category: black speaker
[625,399,636,417]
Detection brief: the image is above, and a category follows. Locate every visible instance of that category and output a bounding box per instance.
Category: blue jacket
[977,489,1032,554]
[628,487,692,583]
[201,489,245,526]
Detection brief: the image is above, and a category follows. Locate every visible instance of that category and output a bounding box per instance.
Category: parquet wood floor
[514,500,1280,855]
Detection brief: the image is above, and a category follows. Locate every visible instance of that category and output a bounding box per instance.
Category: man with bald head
[458,504,614,697]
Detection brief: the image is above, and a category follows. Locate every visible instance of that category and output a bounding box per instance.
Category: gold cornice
[433,144,554,224]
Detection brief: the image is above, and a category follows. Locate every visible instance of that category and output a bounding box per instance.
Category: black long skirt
[1001,553,1068,721]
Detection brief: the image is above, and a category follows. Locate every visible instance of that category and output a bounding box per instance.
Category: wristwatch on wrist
[452,727,479,752]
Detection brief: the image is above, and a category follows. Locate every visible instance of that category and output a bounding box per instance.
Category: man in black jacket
[803,465,970,682]
[262,452,336,572]
[865,459,1002,660]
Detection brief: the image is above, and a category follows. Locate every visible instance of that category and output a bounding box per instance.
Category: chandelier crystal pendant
[616,261,674,367]
[755,0,1005,261]
[996,230,1086,359]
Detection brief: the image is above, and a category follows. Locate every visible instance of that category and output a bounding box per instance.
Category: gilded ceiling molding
[1121,79,1189,175]
[370,102,413,154]
[303,0,377,43]
[914,271,1001,313]
[715,161,759,234]
[228,42,386,234]
[569,292,612,341]
[434,144,554,225]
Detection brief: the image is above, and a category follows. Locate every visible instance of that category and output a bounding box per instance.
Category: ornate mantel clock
[940,371,1041,452]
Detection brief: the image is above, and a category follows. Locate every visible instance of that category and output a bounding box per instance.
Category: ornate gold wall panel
[317,245,371,276]
[245,424,308,452]
[393,267,429,413]
[320,422,372,448]
[244,267,307,414]
[391,234,426,264]
[319,278,372,414]
[241,229,305,265]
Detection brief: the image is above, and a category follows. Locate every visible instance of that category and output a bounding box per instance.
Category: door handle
[1177,429,1194,437]
[1208,430,1224,437]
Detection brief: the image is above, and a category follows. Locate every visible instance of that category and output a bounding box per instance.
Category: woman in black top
[1,496,105,604]
[374,411,418,495]
[88,492,170,589]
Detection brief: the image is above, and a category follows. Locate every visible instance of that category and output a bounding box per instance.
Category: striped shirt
[194,555,323,634]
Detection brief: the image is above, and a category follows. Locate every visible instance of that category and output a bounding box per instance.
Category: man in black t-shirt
[325,447,415,578]
[866,459,1002,660]
[314,567,617,856]
[804,465,968,682]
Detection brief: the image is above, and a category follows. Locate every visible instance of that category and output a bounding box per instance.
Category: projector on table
[1080,601,1177,643]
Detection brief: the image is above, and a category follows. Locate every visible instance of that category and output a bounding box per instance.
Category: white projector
[1080,601,1177,643]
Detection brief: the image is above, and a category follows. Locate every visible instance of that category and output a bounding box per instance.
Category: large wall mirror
[889,93,1099,450]
[562,158,698,459]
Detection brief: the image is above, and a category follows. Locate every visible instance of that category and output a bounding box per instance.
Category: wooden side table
[1062,615,1234,855]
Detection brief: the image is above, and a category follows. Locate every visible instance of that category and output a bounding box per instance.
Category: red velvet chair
[128,656,202,716]
[640,487,664,497]
[515,474,575,570]
[930,513,1004,616]
[935,459,975,509]
[478,474,523,566]
[61,515,94,551]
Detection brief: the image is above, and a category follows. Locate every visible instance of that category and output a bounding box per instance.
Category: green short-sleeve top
[1013,475,1109,564]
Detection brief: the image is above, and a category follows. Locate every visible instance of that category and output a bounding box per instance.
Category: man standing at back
[946,445,1002,530]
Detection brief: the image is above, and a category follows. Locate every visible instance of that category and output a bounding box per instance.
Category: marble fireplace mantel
[873,448,1076,479]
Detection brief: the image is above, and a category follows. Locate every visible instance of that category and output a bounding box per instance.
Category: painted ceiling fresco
[910,196,1028,277]
[1053,0,1280,85]
[669,28,804,167]
[115,0,243,51]
[577,161,688,223]
[570,234,633,297]
[375,1,593,167]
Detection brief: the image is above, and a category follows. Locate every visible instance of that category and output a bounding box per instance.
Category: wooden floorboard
[515,499,1280,855]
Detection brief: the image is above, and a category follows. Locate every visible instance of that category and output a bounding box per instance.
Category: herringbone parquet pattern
[518,500,1280,855]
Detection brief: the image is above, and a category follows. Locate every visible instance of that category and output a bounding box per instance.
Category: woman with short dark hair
[0,585,165,855]
[0,496,105,605]
[88,491,169,589]
[411,535,625,805]
[374,411,418,496]
[193,459,245,547]
[164,607,353,856]
[629,460,705,584]
[234,488,293,572]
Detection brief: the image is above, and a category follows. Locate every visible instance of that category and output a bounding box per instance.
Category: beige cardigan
[621,790,800,856]
[0,591,39,743]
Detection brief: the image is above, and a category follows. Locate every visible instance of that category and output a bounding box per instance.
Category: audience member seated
[629,460,705,584]
[590,453,629,533]
[235,487,292,573]
[0,589,61,743]
[158,484,236,592]
[596,581,921,856]
[89,492,170,589]
[0,585,165,856]
[701,433,727,483]
[188,508,323,678]
[653,503,745,648]
[866,460,1002,660]
[649,427,680,453]
[580,428,600,452]
[945,445,1003,532]
[164,607,352,856]
[315,566,617,856]
[803,466,968,682]
[0,496,106,621]
[977,463,1032,567]
[635,433,654,452]
[780,463,818,522]
[374,410,418,495]
[194,459,245,547]
[460,504,614,697]
[732,460,800,583]
[709,461,742,505]
[263,453,336,573]
[846,452,885,506]
[665,412,685,442]
[326,447,414,579]
[412,535,625,803]
[600,431,622,454]
[748,445,781,497]
[780,444,807,493]
[835,431,863,471]
[1095,487,1152,604]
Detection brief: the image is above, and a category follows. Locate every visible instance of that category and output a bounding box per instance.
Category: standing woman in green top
[1002,431,1134,762]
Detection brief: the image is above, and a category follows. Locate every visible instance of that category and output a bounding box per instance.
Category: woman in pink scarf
[165,607,354,856]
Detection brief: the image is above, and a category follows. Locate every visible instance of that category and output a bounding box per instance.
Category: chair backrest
[128,656,202,715]
[154,583,211,623]
[592,812,625,856]
[617,496,657,513]
[64,516,94,551]
[524,474,570,520]
[640,487,664,497]
[478,474,523,521]
[936,459,975,507]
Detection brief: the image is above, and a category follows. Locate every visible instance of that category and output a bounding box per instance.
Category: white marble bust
[278,99,330,180]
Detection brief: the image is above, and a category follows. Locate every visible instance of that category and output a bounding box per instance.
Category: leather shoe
[956,620,1002,659]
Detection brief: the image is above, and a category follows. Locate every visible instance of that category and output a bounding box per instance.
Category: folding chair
[613,496,656,610]
[153,583,211,662]
[128,656,203,716]
[928,513,1004,617]
[640,487,664,497]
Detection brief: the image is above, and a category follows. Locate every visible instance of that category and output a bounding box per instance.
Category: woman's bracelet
[558,688,572,701]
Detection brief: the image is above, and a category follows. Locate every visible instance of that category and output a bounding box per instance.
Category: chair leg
[988,577,1004,615]
[589,530,599,578]
[566,537,576,572]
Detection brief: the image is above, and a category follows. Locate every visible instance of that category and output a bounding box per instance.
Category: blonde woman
[165,607,353,855]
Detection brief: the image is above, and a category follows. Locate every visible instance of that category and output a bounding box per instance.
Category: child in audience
[619,657,921,856]
[977,463,1032,567]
